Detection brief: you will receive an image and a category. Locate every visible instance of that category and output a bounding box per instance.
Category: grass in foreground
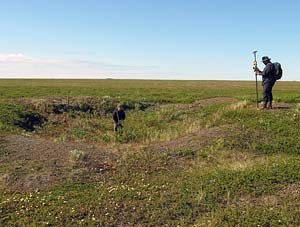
[0,79,299,226]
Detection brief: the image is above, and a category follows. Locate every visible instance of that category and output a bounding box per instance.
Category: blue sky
[0,0,299,80]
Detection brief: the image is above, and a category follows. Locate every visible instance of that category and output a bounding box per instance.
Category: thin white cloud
[5,53,290,80]
[0,53,33,63]
[0,53,179,79]
[0,53,154,69]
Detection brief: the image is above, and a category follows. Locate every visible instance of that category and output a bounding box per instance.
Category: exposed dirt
[0,125,223,192]
[252,102,296,111]
[236,183,300,207]
[0,135,118,192]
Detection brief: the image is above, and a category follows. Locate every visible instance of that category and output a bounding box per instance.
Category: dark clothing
[113,109,126,133]
[113,109,126,123]
[261,62,276,85]
[114,122,123,133]
[262,79,276,104]
[261,62,276,104]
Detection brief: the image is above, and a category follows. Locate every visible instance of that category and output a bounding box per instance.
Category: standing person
[254,56,276,109]
[113,104,126,133]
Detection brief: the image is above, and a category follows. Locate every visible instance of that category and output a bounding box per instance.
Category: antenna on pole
[252,50,259,109]
[253,50,257,60]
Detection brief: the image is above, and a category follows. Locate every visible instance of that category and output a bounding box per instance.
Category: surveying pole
[252,50,259,109]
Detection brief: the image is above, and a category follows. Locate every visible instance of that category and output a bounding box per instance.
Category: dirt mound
[0,135,117,192]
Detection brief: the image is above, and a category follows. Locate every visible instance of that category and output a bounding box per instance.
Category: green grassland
[0,79,300,226]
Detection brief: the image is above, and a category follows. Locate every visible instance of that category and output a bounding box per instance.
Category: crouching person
[113,104,126,133]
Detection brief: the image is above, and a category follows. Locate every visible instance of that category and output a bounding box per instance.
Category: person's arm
[113,110,118,123]
[253,66,263,75]
[123,111,126,120]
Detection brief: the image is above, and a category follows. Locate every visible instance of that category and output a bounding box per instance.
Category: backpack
[273,62,283,80]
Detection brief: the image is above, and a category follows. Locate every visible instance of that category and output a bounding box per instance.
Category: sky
[0,0,300,80]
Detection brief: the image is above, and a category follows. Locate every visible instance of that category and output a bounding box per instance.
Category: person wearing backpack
[254,56,278,110]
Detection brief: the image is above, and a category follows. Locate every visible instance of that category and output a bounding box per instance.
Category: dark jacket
[262,62,276,85]
[113,109,126,123]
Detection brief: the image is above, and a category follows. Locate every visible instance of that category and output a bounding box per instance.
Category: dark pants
[262,80,276,104]
[114,122,123,133]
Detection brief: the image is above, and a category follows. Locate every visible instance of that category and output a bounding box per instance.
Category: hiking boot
[259,102,267,110]
[266,102,272,109]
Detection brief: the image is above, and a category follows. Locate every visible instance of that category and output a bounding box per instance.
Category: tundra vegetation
[0,79,299,226]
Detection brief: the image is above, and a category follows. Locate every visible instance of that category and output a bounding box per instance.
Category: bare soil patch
[0,125,224,191]
[251,102,296,111]
[0,135,117,192]
[236,183,300,207]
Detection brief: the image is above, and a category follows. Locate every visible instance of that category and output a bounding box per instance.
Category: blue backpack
[273,62,283,80]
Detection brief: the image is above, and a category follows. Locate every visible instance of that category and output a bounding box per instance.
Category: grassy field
[0,79,299,226]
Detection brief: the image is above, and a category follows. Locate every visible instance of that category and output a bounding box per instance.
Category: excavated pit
[14,112,47,132]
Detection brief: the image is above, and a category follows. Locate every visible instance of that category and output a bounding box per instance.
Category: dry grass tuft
[229,100,249,110]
